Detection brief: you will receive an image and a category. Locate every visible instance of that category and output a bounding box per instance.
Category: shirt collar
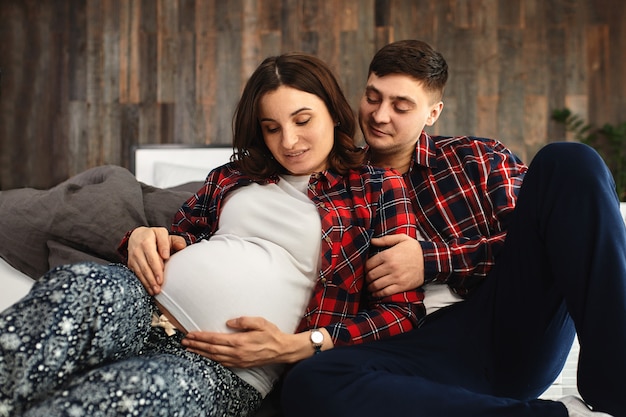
[237,169,338,188]
[310,170,342,189]
[268,170,341,190]
[361,131,438,174]
[410,131,438,171]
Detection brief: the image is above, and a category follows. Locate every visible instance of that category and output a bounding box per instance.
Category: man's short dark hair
[369,40,448,100]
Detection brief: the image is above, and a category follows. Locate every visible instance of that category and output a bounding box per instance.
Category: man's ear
[425,101,444,126]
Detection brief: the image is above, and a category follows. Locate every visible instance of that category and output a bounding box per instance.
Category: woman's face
[259,86,335,176]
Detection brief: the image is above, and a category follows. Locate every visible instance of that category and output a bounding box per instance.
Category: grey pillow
[0,165,194,279]
[46,240,109,269]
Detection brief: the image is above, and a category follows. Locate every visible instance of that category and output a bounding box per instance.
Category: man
[281,40,626,417]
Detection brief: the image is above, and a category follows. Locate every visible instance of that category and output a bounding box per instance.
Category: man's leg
[282,143,625,417]
[283,253,575,417]
[281,297,569,417]
[489,142,626,415]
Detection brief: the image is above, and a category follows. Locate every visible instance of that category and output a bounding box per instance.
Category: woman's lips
[285,149,307,158]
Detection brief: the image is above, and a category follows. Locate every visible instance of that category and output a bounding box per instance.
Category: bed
[0,144,282,416]
[1,144,622,407]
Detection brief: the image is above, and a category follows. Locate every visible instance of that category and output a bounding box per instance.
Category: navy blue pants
[281,142,626,417]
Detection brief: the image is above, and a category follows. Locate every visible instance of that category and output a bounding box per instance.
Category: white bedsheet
[0,257,33,312]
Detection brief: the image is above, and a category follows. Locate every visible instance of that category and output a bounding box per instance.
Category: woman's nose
[280,127,298,149]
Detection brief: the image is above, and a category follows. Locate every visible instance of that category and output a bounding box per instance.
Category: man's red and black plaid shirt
[402,132,528,296]
[168,163,423,346]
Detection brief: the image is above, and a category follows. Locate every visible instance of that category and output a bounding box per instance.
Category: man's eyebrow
[259,107,312,122]
[365,85,381,95]
[364,85,416,104]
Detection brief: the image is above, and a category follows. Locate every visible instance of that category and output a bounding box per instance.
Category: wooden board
[1,0,624,189]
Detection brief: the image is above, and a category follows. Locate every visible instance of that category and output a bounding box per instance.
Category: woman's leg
[0,262,153,415]
[22,330,263,417]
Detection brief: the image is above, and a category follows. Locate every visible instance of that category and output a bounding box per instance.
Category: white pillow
[153,162,210,188]
[0,257,33,312]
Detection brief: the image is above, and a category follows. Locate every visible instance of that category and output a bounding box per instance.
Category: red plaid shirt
[166,163,422,345]
[402,132,528,295]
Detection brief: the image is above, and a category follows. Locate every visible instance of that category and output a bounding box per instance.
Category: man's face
[359,73,443,157]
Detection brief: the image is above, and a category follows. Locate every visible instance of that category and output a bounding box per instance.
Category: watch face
[311,330,324,344]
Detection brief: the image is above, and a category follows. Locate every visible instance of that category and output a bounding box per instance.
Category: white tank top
[156,175,321,397]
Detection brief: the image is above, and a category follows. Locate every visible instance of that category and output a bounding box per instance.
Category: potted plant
[552,108,626,202]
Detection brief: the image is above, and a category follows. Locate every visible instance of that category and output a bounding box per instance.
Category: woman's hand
[182,317,333,368]
[127,226,187,295]
[365,234,425,297]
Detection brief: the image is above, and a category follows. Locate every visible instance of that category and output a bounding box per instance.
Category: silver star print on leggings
[0,262,261,417]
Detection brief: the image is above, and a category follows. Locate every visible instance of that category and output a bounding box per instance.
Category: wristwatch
[310,329,324,354]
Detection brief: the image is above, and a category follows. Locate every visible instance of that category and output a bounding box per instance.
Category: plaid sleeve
[326,170,425,345]
[169,168,227,245]
[420,139,527,295]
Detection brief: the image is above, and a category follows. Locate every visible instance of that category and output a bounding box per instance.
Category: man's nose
[372,102,392,123]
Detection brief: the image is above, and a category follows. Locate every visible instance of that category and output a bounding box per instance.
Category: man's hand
[127,226,187,295]
[182,317,295,368]
[365,234,424,297]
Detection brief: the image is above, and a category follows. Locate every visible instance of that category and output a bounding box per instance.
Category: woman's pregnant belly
[155,235,317,334]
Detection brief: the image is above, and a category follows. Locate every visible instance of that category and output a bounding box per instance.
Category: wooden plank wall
[1,0,624,189]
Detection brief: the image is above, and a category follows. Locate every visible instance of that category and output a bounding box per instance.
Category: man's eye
[366,96,380,104]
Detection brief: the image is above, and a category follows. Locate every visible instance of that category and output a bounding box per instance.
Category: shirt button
[318,202,326,208]
[321,277,327,284]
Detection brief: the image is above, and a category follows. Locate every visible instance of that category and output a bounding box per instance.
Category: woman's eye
[264,126,279,133]
[295,118,311,126]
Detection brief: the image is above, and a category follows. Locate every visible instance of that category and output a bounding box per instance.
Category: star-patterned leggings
[0,262,262,417]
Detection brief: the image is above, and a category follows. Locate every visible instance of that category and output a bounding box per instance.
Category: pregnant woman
[0,53,424,417]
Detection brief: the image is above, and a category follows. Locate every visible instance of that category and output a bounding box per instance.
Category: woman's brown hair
[232,53,363,179]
